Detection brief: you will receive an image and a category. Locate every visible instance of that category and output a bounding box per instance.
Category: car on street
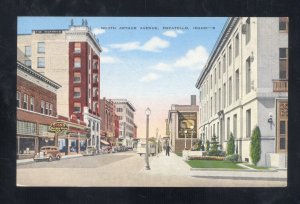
[33,146,62,162]
[82,146,97,156]
[136,141,156,156]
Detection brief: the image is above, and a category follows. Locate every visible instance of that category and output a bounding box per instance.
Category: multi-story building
[195,17,288,167]
[112,99,136,148]
[17,61,61,159]
[100,98,118,146]
[167,95,199,153]
[17,19,102,151]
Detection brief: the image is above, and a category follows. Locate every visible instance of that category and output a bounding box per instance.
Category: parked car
[82,146,97,156]
[136,141,156,156]
[33,146,62,162]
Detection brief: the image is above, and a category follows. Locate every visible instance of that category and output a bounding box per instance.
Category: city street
[17,151,286,187]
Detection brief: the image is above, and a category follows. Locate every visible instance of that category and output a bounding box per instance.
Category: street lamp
[190,125,194,150]
[156,128,159,157]
[145,107,151,170]
[184,130,188,150]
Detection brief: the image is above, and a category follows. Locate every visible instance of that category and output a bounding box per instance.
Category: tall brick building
[17,20,102,150]
[17,61,61,159]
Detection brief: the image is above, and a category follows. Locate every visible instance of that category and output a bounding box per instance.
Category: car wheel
[56,155,61,160]
[48,156,53,162]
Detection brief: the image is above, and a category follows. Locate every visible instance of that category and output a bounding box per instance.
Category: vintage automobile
[136,140,156,156]
[82,146,97,156]
[33,146,62,162]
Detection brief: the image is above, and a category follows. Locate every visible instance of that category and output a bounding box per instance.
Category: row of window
[87,119,99,132]
[24,42,45,57]
[117,108,123,112]
[200,47,288,123]
[17,92,53,115]
[201,109,251,143]
[126,108,134,118]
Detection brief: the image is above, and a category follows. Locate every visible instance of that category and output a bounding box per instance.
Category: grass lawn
[244,164,270,170]
[186,160,244,169]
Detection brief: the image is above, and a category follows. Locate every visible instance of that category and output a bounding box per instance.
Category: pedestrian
[166,144,171,156]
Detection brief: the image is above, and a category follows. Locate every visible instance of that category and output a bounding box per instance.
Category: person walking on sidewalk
[166,144,171,156]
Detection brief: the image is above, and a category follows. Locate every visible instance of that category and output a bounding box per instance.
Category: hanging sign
[49,122,68,133]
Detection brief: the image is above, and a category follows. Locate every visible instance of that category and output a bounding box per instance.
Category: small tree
[205,140,210,151]
[210,134,219,152]
[250,126,261,166]
[227,133,235,155]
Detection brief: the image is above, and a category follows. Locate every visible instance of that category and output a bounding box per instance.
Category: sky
[18,17,227,139]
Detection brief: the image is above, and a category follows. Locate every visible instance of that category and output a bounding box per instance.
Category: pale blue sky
[18,17,227,137]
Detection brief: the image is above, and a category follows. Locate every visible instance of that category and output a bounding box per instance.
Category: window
[74,72,81,83]
[30,97,34,111]
[74,87,81,98]
[235,34,239,57]
[246,18,251,44]
[37,57,45,68]
[74,102,81,113]
[218,61,221,79]
[17,92,20,108]
[279,48,288,79]
[93,74,98,83]
[218,88,221,111]
[246,109,251,138]
[38,42,45,53]
[235,69,239,100]
[214,68,216,84]
[227,117,230,140]
[279,17,288,31]
[17,121,37,135]
[214,92,217,115]
[88,88,91,99]
[228,45,232,66]
[45,102,49,115]
[25,60,31,68]
[210,97,212,117]
[229,77,232,105]
[210,74,212,89]
[246,57,251,94]
[93,61,98,70]
[233,114,237,138]
[23,94,28,109]
[74,57,81,68]
[223,83,226,109]
[74,42,81,53]
[223,54,226,73]
[49,103,53,115]
[41,100,45,114]
[25,46,31,57]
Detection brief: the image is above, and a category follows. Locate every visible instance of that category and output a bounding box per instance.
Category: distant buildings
[195,17,288,167]
[167,95,199,153]
[17,20,102,151]
[112,99,136,148]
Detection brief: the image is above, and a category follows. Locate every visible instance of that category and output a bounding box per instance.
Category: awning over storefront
[100,140,110,145]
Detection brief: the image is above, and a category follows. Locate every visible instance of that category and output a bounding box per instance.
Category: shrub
[250,126,261,166]
[208,150,226,157]
[188,156,225,161]
[225,154,239,162]
[227,133,235,155]
[205,140,210,151]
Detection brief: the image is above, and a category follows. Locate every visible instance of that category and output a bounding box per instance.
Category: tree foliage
[250,126,261,166]
[227,133,235,155]
[205,140,210,151]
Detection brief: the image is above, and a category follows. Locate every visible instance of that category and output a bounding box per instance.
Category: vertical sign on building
[178,112,197,138]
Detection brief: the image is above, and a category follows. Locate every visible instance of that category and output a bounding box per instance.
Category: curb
[17,155,83,166]
[191,175,287,181]
[190,167,278,172]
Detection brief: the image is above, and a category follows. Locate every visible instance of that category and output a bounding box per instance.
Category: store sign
[34,30,63,34]
[49,122,68,133]
[178,112,197,139]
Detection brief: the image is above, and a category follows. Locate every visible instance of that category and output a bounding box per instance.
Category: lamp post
[190,125,194,150]
[184,130,187,150]
[145,107,151,170]
[156,128,159,157]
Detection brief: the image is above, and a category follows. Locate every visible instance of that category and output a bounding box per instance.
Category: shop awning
[100,140,110,145]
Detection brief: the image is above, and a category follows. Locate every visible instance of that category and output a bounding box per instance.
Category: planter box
[182,150,207,160]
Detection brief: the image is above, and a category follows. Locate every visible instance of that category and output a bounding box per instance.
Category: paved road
[17,151,286,187]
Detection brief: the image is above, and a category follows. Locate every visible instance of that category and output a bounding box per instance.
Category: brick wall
[17,76,57,116]
[17,109,56,125]
[174,139,193,153]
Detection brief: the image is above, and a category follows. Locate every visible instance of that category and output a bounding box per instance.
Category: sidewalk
[17,154,83,165]
[140,152,287,181]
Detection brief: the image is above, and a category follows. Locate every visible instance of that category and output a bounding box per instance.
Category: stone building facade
[195,17,288,167]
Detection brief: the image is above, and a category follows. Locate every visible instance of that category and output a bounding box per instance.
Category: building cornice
[17,61,62,90]
[195,17,240,89]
